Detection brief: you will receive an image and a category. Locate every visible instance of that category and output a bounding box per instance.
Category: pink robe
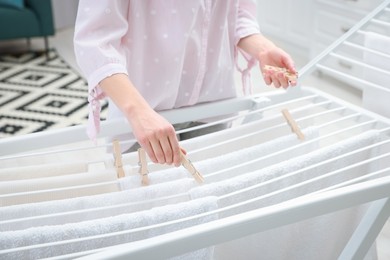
[74,0,260,140]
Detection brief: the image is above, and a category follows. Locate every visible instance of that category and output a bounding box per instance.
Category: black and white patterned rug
[0,50,107,138]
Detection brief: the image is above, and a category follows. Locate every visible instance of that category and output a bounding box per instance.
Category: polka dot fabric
[74,0,260,140]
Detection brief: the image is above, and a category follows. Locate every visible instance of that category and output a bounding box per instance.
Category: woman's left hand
[258,46,298,89]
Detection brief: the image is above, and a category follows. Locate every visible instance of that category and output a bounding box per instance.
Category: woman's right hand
[99,73,183,167]
[127,106,183,167]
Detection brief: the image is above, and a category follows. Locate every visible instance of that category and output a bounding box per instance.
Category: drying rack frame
[2,85,388,260]
[78,1,390,258]
[300,0,390,83]
[62,85,388,260]
[0,94,261,156]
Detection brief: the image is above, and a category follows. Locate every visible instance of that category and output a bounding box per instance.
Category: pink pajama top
[74,0,260,140]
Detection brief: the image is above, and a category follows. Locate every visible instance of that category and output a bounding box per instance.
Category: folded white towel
[0,196,219,259]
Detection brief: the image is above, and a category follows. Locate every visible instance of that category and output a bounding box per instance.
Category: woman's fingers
[263,66,297,88]
[169,135,182,167]
[139,126,183,166]
[141,139,157,164]
[271,73,281,88]
[263,70,272,85]
[277,72,290,88]
[160,136,173,165]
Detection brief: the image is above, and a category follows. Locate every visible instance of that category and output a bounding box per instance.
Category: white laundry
[0,196,218,260]
[0,178,195,223]
[0,169,118,195]
[1,128,380,260]
[0,161,88,181]
[190,130,381,202]
[18,130,378,260]
[186,130,382,260]
[0,128,318,230]
[120,126,319,189]
[0,172,121,207]
[0,84,388,259]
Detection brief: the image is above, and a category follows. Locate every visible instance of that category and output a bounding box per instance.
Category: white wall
[51,0,79,30]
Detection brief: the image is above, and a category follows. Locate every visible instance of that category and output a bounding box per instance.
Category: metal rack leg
[338,198,390,260]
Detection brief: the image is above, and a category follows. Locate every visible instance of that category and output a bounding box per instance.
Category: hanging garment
[187,130,382,260]
[0,128,318,229]
[0,197,219,260]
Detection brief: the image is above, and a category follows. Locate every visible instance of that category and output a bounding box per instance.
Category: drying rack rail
[300,0,390,89]
[0,94,259,157]
[78,177,390,260]
[299,0,390,118]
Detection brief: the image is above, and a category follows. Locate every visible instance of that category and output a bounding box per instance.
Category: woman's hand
[99,73,184,166]
[127,106,182,167]
[258,46,297,88]
[238,33,297,89]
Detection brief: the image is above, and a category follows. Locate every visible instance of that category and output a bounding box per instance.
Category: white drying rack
[0,1,390,259]
[0,85,389,259]
[300,0,390,94]
[76,1,390,258]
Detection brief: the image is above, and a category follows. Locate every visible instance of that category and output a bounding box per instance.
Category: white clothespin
[281,108,305,140]
[112,139,125,178]
[138,148,149,186]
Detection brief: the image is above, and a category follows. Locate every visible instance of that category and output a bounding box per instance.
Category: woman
[74,0,297,167]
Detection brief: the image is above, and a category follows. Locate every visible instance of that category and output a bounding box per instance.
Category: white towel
[0,128,318,230]
[0,178,195,223]
[0,176,120,207]
[0,169,118,195]
[0,161,87,181]
[0,145,108,169]
[186,130,381,260]
[363,31,390,118]
[119,127,319,189]
[189,130,381,203]
[0,196,218,260]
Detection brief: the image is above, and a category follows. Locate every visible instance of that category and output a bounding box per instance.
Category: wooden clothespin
[264,65,298,83]
[180,150,204,184]
[112,139,125,178]
[281,108,305,140]
[137,148,149,186]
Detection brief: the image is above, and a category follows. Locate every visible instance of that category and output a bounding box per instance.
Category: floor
[1,27,389,259]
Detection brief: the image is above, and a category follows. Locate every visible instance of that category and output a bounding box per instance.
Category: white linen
[187,130,381,260]
[0,197,218,260]
[0,128,318,230]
